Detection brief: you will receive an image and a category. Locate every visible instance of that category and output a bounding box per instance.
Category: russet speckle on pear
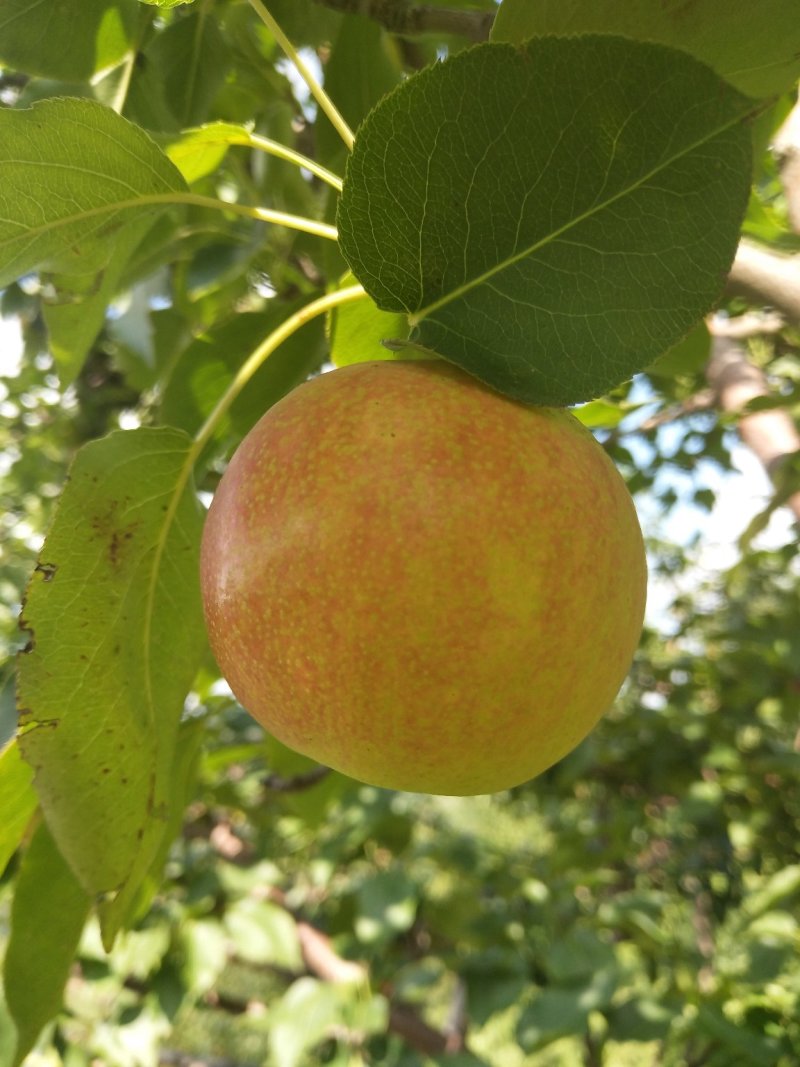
[200,359,647,795]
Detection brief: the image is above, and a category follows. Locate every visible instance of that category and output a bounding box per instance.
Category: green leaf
[517,970,616,1050]
[3,819,91,1067]
[0,0,139,82]
[329,277,411,367]
[338,37,753,406]
[179,919,229,997]
[647,324,711,380]
[492,0,800,99]
[572,399,629,430]
[0,740,36,879]
[0,994,16,1067]
[165,122,249,185]
[144,9,229,129]
[16,428,206,941]
[224,899,303,970]
[695,1004,784,1063]
[606,997,676,1042]
[104,716,205,936]
[744,865,800,919]
[0,97,187,289]
[269,978,347,1067]
[356,869,418,946]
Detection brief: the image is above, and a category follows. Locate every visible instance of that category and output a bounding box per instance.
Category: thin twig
[248,0,355,148]
[262,766,331,792]
[634,391,716,433]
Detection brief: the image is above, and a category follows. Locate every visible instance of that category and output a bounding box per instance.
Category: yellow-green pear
[200,360,646,795]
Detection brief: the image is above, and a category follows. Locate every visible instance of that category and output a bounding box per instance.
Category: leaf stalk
[191,284,367,458]
[246,0,355,151]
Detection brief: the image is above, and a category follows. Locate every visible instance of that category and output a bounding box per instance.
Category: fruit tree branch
[262,766,331,792]
[706,318,800,523]
[312,0,495,41]
[773,95,800,234]
[725,242,800,326]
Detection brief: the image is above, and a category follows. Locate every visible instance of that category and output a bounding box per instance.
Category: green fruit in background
[200,360,647,795]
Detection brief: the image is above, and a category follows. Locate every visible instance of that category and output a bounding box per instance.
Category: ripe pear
[200,360,646,795]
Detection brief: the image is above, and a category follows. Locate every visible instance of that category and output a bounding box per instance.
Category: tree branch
[725,241,800,325]
[773,95,800,235]
[262,766,331,792]
[705,319,800,523]
[312,0,495,41]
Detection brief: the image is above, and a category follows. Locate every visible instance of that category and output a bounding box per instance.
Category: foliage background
[0,1,799,1065]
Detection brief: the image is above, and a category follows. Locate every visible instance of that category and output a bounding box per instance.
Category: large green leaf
[492,0,800,99]
[16,428,206,939]
[0,97,187,288]
[0,0,138,82]
[4,820,91,1067]
[337,37,753,406]
[0,741,36,879]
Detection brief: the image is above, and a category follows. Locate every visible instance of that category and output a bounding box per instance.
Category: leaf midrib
[408,99,758,327]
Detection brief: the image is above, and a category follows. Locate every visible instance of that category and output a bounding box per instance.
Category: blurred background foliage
[1,1,799,1065]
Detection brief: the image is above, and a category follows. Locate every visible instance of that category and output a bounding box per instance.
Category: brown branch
[134,913,468,1059]
[262,765,331,792]
[634,390,716,433]
[160,1052,255,1067]
[705,321,800,522]
[726,242,800,325]
[312,0,494,42]
[773,95,800,235]
[296,921,367,983]
[295,920,470,1055]
[389,1000,465,1056]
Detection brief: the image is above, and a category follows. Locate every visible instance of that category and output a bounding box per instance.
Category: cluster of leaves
[0,0,799,1064]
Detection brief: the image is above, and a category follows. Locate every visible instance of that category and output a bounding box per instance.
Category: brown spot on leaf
[89,501,143,568]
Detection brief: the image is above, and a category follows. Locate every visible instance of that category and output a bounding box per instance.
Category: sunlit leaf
[0,98,187,288]
[338,37,753,405]
[356,869,418,946]
[269,979,346,1067]
[16,428,206,940]
[0,740,36,879]
[224,899,303,970]
[165,122,251,184]
[329,277,410,367]
[4,820,91,1067]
